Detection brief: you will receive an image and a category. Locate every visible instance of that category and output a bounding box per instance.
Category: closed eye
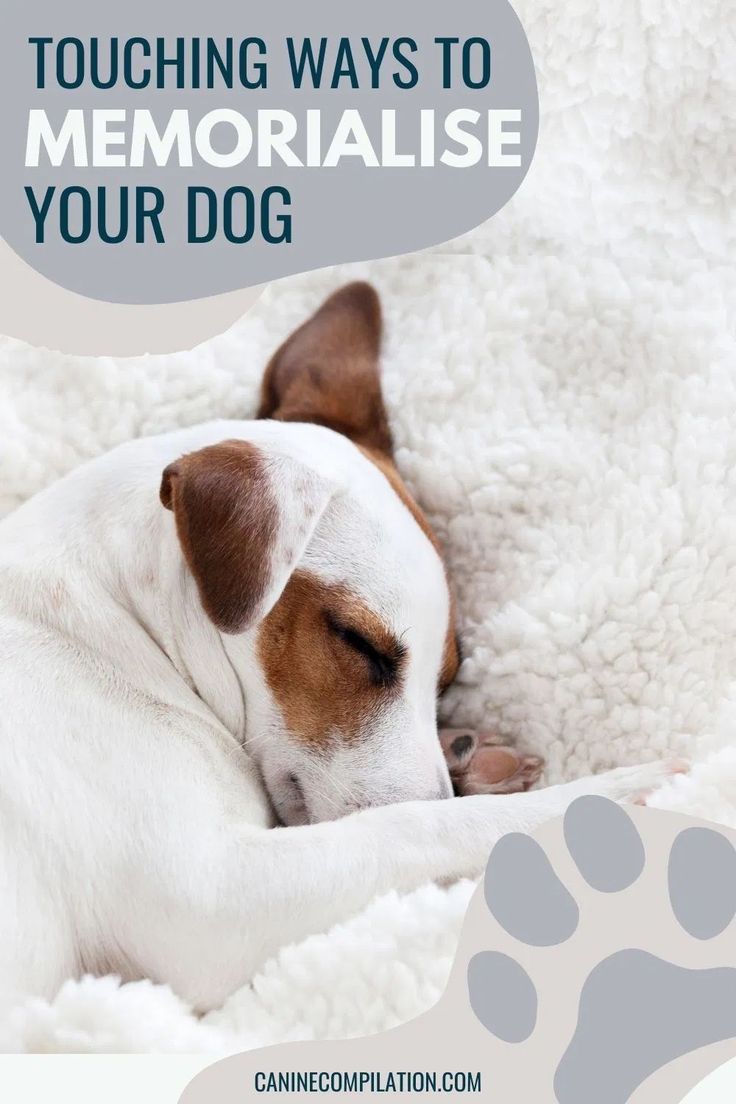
[326,615,404,689]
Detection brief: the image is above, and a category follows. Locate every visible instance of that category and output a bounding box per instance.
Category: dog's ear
[258,281,393,458]
[160,439,335,634]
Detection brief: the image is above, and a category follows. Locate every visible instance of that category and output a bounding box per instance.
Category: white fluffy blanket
[1,0,734,1053]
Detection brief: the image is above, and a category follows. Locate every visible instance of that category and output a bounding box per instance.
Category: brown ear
[160,439,335,634]
[257,281,393,457]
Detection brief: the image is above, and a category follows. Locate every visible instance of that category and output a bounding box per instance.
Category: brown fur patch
[160,439,277,634]
[258,282,392,456]
[258,570,404,746]
[439,625,461,695]
[258,280,460,694]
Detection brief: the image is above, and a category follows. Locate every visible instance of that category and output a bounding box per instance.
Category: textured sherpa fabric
[0,0,734,1054]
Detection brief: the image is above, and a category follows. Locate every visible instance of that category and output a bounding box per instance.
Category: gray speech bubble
[0,0,538,305]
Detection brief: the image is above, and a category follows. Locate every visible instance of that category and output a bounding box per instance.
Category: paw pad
[555,950,736,1104]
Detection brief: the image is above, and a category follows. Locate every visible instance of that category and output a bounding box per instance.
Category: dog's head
[160,283,460,824]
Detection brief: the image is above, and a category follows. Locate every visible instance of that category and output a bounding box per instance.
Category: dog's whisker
[305,752,360,801]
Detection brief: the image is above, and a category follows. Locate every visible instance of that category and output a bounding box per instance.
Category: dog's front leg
[135,759,680,1011]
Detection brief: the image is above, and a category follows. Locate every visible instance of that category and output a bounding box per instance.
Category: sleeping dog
[0,282,682,1014]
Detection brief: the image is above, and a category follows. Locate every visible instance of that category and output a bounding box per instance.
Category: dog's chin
[266,771,359,826]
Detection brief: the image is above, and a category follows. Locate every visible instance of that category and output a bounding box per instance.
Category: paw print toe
[485,833,578,946]
[564,796,645,892]
[668,827,736,940]
[467,951,537,1043]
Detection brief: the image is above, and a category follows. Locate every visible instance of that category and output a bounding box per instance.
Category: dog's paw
[439,728,544,796]
[462,745,545,796]
[439,728,479,773]
[467,797,736,1104]
[565,758,689,805]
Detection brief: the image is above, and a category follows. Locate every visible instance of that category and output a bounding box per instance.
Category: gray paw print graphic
[468,798,736,1104]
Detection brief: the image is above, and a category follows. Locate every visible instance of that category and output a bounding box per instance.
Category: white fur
[0,413,669,1027]
[1,0,733,1054]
